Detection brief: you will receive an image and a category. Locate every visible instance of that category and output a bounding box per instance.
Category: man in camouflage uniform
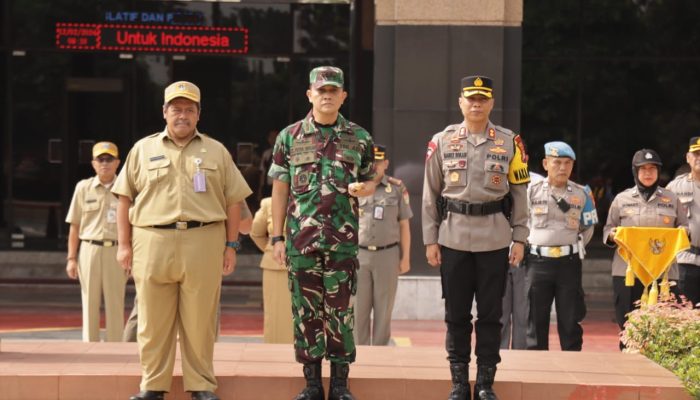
[268,66,376,400]
[423,75,530,400]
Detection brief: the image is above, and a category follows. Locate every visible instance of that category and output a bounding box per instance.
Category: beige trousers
[262,268,294,344]
[354,246,400,346]
[78,242,127,342]
[132,222,224,392]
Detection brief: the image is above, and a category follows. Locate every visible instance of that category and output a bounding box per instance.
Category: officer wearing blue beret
[525,141,598,351]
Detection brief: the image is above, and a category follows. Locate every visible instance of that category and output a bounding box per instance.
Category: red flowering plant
[621,295,700,398]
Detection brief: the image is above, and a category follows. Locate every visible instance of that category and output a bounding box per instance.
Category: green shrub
[621,298,700,399]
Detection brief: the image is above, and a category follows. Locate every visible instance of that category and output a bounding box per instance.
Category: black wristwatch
[271,235,285,245]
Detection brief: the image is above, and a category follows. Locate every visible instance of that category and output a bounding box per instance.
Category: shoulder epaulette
[494,125,515,136]
[387,176,403,187]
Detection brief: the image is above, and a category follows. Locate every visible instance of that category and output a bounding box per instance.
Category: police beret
[461,76,493,98]
[632,149,662,167]
[544,141,576,160]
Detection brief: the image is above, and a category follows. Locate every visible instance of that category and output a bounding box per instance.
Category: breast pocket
[620,206,640,226]
[531,204,549,228]
[657,208,677,227]
[197,162,219,187]
[147,158,171,185]
[82,199,100,214]
[445,167,467,187]
[381,197,400,221]
[332,150,360,189]
[290,154,315,194]
[484,161,508,192]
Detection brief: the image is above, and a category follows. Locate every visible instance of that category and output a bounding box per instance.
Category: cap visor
[165,93,200,103]
[690,145,700,152]
[312,81,343,89]
[93,150,118,158]
[462,90,492,98]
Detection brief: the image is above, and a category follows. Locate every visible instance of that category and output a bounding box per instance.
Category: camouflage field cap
[461,75,493,98]
[309,66,344,89]
[92,141,118,158]
[374,144,386,160]
[164,81,201,104]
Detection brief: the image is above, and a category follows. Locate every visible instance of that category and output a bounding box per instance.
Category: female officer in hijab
[602,149,688,349]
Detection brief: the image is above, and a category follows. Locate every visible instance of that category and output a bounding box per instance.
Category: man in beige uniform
[66,141,126,342]
[354,144,413,346]
[122,202,252,342]
[422,76,530,400]
[113,81,252,400]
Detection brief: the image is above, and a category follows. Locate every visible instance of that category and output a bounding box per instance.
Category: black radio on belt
[551,195,571,213]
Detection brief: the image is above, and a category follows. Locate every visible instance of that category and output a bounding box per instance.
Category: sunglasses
[95,156,116,163]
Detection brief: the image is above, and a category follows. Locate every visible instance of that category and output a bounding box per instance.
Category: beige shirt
[603,186,688,277]
[528,180,594,247]
[112,129,252,226]
[422,121,530,251]
[250,197,285,271]
[66,176,119,240]
[665,173,700,266]
[359,175,413,247]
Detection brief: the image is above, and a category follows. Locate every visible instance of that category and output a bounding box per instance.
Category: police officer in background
[500,172,543,350]
[525,142,597,351]
[114,81,252,400]
[423,75,530,400]
[354,144,413,346]
[269,66,376,400]
[65,141,126,342]
[666,137,700,307]
[603,149,687,348]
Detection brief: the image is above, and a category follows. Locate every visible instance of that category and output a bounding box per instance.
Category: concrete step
[0,341,690,400]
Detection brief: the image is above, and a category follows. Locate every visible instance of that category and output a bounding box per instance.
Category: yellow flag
[614,227,689,288]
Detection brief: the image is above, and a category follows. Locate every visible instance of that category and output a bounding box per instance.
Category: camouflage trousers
[287,251,358,364]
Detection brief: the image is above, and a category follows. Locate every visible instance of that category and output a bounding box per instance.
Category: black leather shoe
[129,391,165,400]
[191,391,220,400]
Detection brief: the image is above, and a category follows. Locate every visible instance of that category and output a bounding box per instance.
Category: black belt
[445,198,506,216]
[689,246,700,255]
[359,242,398,251]
[151,221,215,230]
[83,239,117,247]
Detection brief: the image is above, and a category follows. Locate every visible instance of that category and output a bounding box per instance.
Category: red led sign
[56,23,248,54]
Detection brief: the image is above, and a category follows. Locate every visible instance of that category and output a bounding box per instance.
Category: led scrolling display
[55,22,248,54]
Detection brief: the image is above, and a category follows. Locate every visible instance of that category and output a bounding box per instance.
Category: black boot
[448,363,471,400]
[129,391,165,400]
[328,362,355,400]
[293,362,325,400]
[474,365,499,400]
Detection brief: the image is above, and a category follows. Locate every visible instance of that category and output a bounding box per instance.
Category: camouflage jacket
[268,111,375,256]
